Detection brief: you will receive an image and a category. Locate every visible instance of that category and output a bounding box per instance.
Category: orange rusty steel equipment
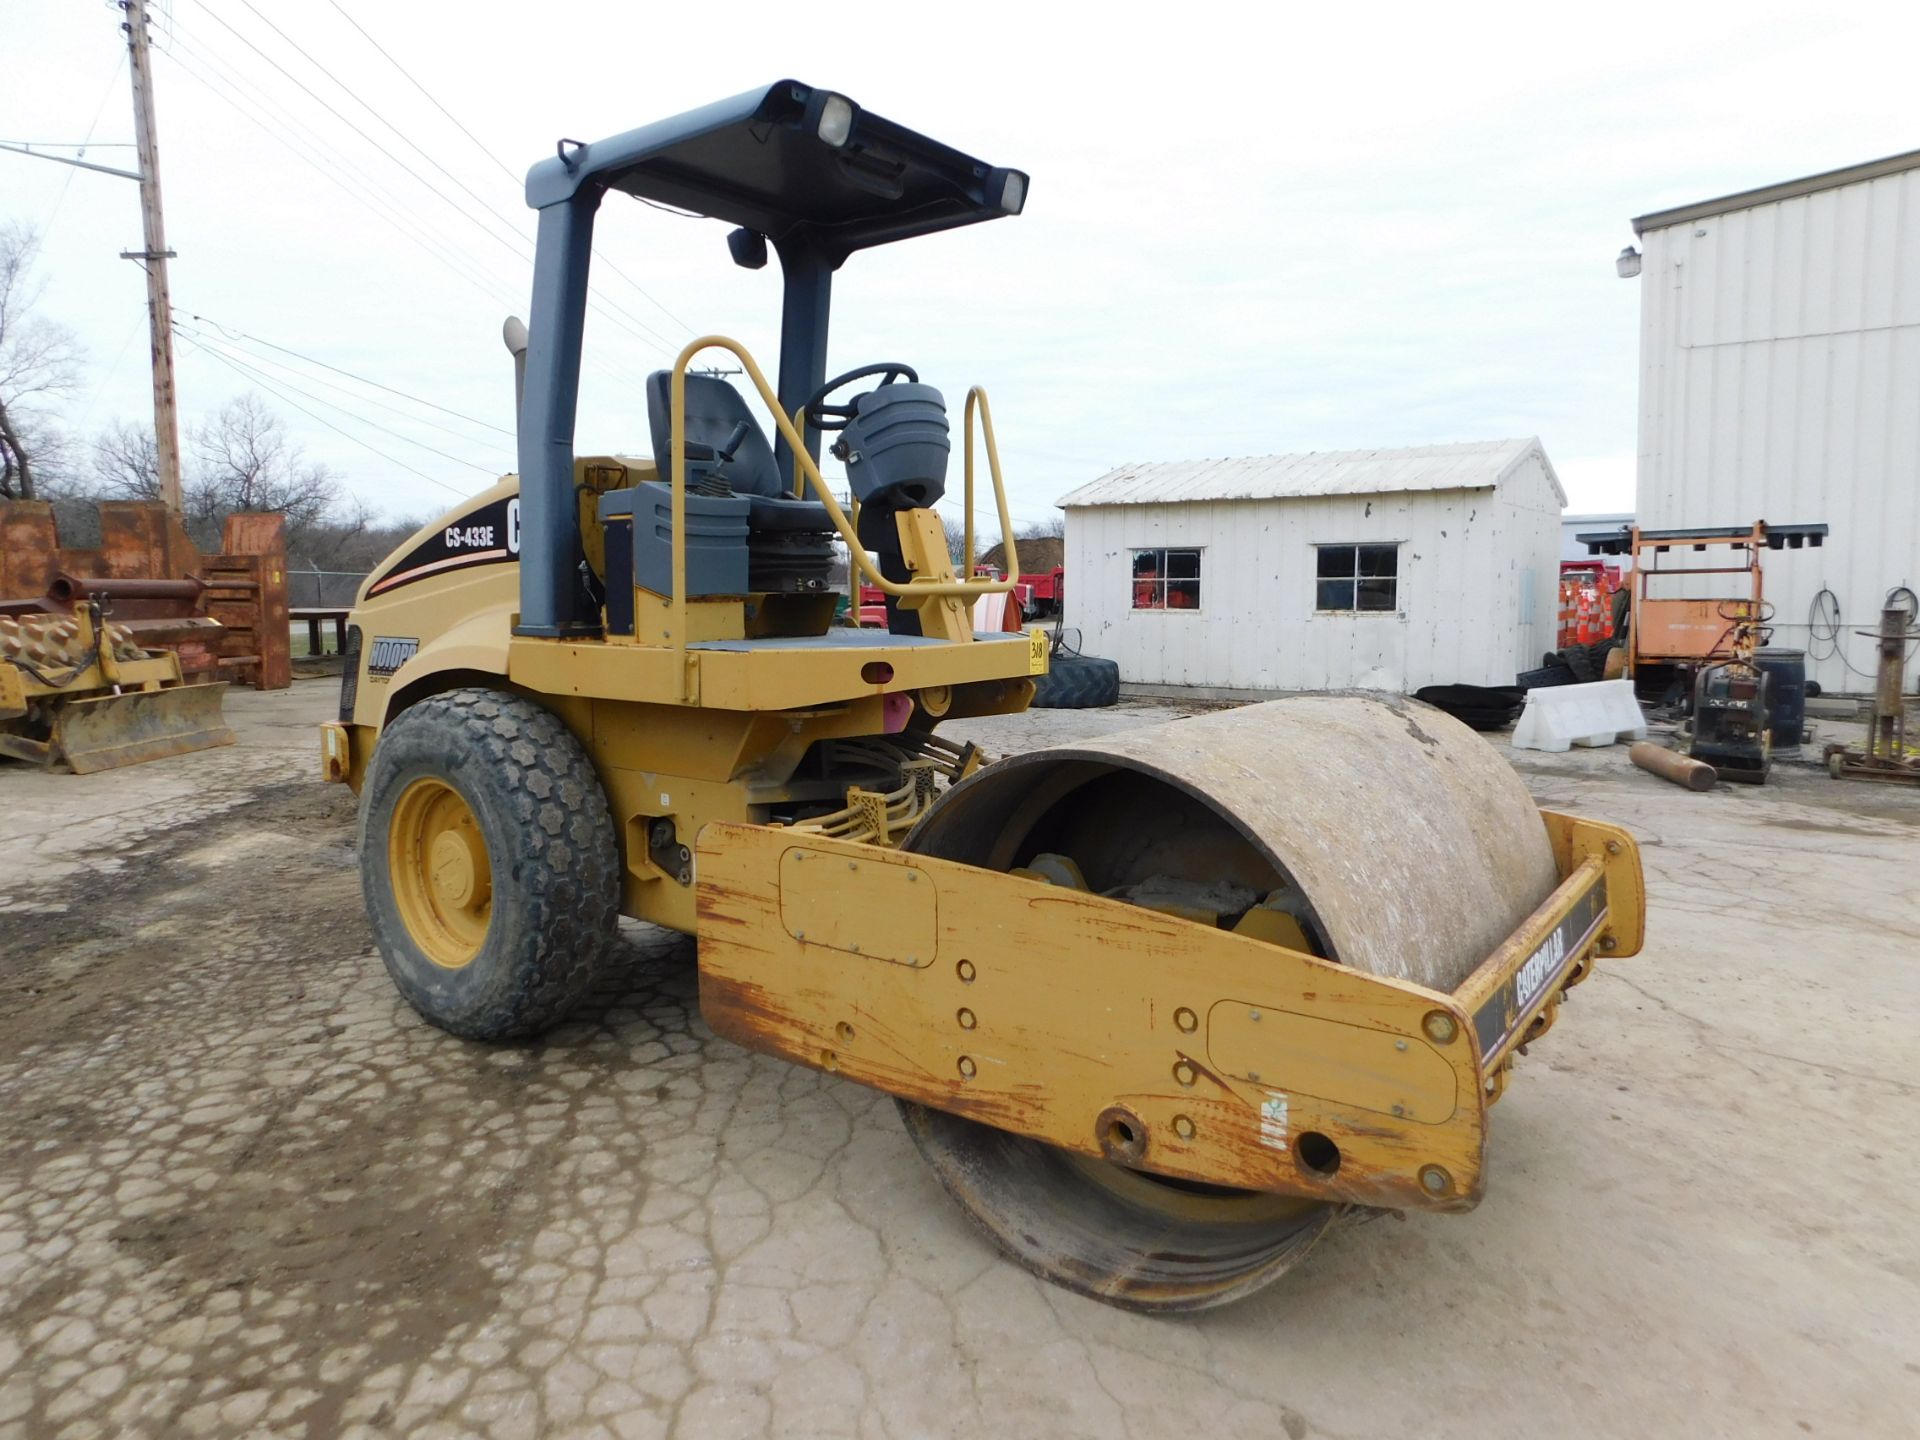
[1576,521,1828,673]
[0,500,289,690]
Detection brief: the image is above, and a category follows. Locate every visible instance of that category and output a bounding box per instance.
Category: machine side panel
[694,821,1490,1212]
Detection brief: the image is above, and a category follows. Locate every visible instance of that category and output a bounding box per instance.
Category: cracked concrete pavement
[1,680,1917,1439]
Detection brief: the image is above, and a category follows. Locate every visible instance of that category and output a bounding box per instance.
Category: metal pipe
[48,573,207,605]
[503,315,529,426]
[1630,741,1717,791]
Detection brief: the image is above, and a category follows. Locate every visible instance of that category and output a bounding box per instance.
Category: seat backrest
[645,371,782,498]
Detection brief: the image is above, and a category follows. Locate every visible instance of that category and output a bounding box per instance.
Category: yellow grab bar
[789,402,809,497]
[962,387,1018,585]
[668,338,1019,628]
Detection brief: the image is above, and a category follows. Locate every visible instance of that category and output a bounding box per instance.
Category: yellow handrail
[789,402,809,497]
[963,387,1019,585]
[668,338,1018,645]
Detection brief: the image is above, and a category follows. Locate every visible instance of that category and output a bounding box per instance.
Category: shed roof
[1631,147,1920,236]
[1056,438,1563,509]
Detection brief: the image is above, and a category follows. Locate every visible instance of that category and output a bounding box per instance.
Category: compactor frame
[324,81,1646,1310]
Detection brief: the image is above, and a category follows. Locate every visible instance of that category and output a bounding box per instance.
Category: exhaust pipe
[503,315,529,435]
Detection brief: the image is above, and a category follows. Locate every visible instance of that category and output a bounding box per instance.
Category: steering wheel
[802,362,918,432]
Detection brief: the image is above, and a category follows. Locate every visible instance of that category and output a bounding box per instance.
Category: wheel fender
[362,602,515,728]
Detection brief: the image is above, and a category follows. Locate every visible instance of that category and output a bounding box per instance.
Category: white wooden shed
[1057,439,1564,694]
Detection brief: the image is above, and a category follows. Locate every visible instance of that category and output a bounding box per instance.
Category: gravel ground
[1,683,1916,1439]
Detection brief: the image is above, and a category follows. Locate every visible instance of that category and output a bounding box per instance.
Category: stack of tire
[1539,588,1631,684]
[1546,638,1618,683]
[1030,653,1119,709]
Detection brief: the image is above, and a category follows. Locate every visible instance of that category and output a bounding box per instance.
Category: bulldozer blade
[49,682,235,774]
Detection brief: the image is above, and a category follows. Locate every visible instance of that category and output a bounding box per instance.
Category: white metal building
[1562,512,1634,566]
[1627,148,1920,693]
[1057,439,1564,694]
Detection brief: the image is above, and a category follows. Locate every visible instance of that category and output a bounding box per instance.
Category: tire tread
[1031,654,1121,709]
[361,687,619,1040]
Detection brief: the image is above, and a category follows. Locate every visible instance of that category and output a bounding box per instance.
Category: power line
[181,310,514,436]
[176,321,499,476]
[161,28,634,392]
[166,20,497,270]
[234,1,533,245]
[592,248,694,338]
[148,0,176,54]
[73,311,150,429]
[182,324,513,450]
[179,334,459,494]
[158,36,524,311]
[167,11,688,394]
[39,51,127,233]
[198,1,681,354]
[322,0,695,338]
[177,331,481,494]
[193,2,535,268]
[323,0,517,183]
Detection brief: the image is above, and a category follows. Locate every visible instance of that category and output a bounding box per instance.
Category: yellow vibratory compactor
[322,83,1646,1311]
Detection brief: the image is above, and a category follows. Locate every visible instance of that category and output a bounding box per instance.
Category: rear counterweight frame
[693,810,1644,1214]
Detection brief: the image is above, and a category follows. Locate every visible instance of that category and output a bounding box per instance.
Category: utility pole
[120,0,183,516]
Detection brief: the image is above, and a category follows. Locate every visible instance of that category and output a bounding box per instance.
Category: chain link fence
[289,567,369,609]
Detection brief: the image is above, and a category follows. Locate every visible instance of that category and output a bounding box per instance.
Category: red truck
[858,565,1062,627]
[1019,565,1064,618]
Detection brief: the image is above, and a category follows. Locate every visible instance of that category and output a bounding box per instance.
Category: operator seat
[595,374,838,622]
[642,371,833,532]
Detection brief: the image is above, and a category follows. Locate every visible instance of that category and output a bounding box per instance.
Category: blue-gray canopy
[515,80,1026,636]
[525,80,1026,264]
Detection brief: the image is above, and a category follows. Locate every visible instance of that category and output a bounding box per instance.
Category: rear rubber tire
[360,687,619,1040]
[1030,653,1120,709]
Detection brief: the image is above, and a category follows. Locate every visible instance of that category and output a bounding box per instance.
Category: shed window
[1131,548,1201,610]
[1315,543,1399,612]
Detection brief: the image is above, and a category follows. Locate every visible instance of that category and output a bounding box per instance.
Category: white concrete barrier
[1512,679,1648,753]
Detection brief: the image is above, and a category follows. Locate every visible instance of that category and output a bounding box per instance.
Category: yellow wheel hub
[389,778,492,969]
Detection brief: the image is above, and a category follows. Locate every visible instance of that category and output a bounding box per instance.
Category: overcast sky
[5,0,1917,534]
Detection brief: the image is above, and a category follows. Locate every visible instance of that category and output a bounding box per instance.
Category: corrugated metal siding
[1063,453,1559,692]
[1057,439,1558,508]
[1636,163,1920,692]
[1506,463,1565,669]
[1562,512,1635,565]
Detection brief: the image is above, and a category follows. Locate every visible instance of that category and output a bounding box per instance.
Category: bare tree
[0,224,84,500]
[191,393,336,544]
[940,512,970,563]
[91,418,164,500]
[93,416,237,539]
[291,499,425,583]
[1019,516,1065,541]
[83,393,419,590]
